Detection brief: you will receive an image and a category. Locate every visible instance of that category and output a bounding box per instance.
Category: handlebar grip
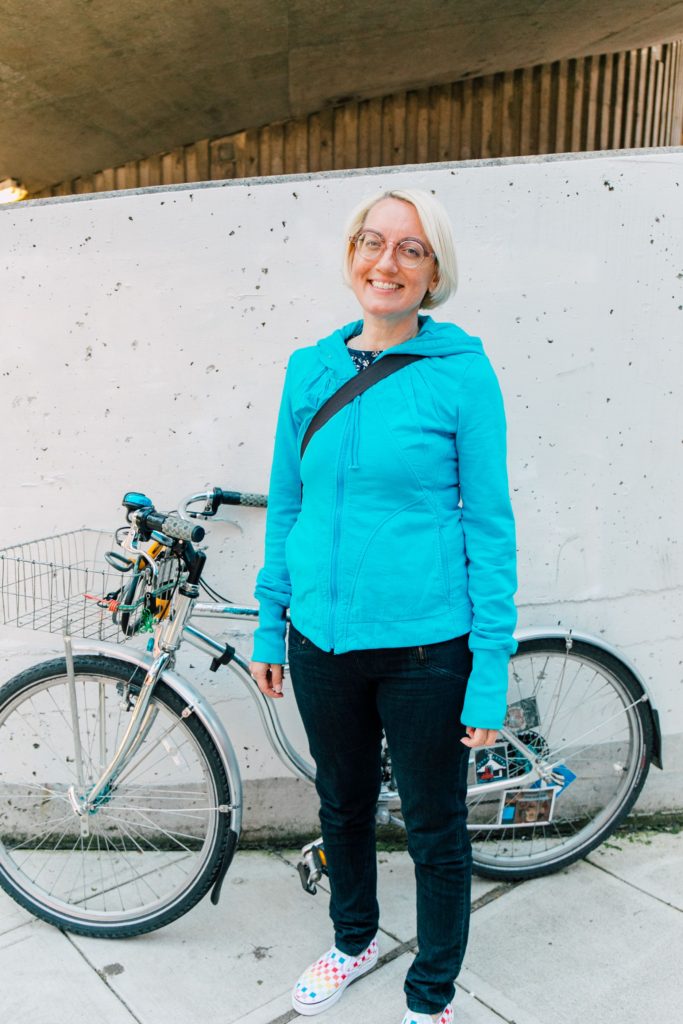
[143,511,205,543]
[162,514,206,543]
[219,490,268,508]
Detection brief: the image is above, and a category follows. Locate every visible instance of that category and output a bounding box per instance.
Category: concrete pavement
[2,829,681,1024]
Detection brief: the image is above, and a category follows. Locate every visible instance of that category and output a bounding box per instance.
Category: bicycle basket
[0,529,175,643]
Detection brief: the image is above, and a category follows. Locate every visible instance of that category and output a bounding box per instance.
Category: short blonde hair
[342,188,458,309]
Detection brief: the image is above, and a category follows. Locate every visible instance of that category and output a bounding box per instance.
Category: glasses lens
[356,231,384,259]
[396,240,427,268]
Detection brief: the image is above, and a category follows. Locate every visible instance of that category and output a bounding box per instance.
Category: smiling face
[349,198,439,330]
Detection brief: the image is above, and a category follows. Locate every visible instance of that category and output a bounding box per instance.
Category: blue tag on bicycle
[531,763,576,795]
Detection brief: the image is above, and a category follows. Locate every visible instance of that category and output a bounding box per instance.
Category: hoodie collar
[316,314,484,378]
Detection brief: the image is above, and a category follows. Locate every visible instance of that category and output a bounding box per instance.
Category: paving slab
[0,886,34,934]
[70,851,402,1024]
[586,830,683,910]
[0,920,136,1023]
[460,859,683,1024]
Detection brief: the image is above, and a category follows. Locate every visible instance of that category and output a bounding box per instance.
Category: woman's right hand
[249,661,285,699]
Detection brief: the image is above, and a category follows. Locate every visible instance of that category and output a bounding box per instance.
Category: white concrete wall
[1,148,682,830]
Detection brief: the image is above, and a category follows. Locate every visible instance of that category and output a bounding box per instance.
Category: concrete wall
[1,147,682,834]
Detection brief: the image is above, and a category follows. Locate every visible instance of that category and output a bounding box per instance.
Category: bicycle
[0,487,662,938]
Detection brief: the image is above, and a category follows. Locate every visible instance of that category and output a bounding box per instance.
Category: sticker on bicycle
[474,744,509,784]
[504,696,540,731]
[498,787,557,826]
[531,763,577,796]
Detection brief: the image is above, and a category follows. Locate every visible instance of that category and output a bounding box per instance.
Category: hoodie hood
[316,314,484,377]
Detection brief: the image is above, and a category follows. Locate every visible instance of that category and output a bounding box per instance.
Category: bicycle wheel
[469,637,653,880]
[0,655,235,936]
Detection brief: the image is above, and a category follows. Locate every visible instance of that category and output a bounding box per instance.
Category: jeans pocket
[287,622,313,655]
[423,634,472,681]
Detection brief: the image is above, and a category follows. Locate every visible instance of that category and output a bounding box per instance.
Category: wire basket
[0,529,138,643]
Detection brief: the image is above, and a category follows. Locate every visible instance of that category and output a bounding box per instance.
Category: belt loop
[417,645,426,663]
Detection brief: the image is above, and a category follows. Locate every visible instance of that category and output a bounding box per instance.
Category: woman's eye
[402,244,422,258]
[363,238,381,250]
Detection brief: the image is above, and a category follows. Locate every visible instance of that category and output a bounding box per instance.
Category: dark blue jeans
[287,623,473,1015]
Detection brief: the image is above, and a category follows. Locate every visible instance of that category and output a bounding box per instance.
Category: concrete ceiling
[3,0,683,193]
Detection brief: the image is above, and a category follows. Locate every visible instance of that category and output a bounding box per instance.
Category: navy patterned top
[346,345,384,372]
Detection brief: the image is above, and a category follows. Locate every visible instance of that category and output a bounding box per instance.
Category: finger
[270,664,284,694]
[460,727,486,748]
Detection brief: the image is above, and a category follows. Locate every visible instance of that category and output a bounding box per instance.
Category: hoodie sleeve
[252,356,303,665]
[456,353,518,729]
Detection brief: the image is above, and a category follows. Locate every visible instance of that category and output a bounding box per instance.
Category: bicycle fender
[515,627,663,769]
[71,639,245,827]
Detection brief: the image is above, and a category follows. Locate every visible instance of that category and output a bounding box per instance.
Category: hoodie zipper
[327,411,352,651]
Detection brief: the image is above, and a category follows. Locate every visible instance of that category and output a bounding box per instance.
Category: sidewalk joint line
[63,931,145,1024]
[586,857,683,912]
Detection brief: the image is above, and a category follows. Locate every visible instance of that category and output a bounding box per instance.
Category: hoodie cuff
[461,647,511,731]
[251,598,287,665]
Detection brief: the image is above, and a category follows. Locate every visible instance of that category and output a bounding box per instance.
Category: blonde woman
[251,188,517,1024]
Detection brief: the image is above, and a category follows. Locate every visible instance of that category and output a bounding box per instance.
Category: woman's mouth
[368,280,402,291]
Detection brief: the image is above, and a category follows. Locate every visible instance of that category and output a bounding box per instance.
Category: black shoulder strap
[300,352,424,460]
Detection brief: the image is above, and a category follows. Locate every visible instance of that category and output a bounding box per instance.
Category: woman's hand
[461,726,498,748]
[249,661,285,699]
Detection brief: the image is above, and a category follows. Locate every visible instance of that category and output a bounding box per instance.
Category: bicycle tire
[469,637,654,881]
[0,655,235,937]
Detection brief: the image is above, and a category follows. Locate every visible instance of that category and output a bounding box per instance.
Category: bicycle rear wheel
[469,637,653,879]
[0,655,235,936]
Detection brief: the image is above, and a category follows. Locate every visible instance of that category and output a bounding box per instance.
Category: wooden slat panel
[367,97,382,167]
[284,118,299,173]
[501,70,516,154]
[391,93,406,165]
[292,117,309,173]
[159,153,174,185]
[659,44,674,144]
[53,181,72,196]
[343,102,359,168]
[479,76,493,157]
[537,64,552,154]
[415,88,430,162]
[210,136,237,180]
[404,91,418,164]
[651,59,664,146]
[308,112,322,172]
[258,125,271,175]
[436,83,451,160]
[458,79,473,159]
[622,51,637,147]
[139,154,162,187]
[632,49,647,146]
[270,121,287,174]
[642,50,657,146]
[319,107,334,171]
[569,58,585,150]
[596,54,612,150]
[469,77,483,158]
[584,55,600,149]
[519,66,534,154]
[184,139,209,182]
[380,95,393,166]
[609,51,625,148]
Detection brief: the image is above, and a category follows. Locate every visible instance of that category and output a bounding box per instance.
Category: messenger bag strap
[300,352,425,460]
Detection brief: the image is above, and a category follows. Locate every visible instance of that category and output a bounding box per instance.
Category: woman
[250,188,517,1024]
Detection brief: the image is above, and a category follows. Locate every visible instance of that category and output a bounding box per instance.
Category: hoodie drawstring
[349,396,361,470]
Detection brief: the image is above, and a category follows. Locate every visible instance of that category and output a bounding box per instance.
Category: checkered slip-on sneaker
[291,935,379,1015]
[400,1005,453,1024]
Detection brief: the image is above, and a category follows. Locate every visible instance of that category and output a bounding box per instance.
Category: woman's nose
[375,241,399,272]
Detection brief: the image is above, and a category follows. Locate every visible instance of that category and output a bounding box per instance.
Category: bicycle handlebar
[177,487,268,520]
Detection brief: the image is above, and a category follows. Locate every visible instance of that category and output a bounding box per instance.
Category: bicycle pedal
[296,859,318,895]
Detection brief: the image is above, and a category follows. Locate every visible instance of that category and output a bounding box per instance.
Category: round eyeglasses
[350,230,436,269]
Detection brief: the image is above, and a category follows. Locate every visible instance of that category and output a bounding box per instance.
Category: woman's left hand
[461,726,499,748]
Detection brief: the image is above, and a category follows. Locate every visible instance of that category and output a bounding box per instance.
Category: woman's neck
[354,313,420,351]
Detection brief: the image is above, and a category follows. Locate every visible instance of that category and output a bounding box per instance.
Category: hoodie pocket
[347,498,449,623]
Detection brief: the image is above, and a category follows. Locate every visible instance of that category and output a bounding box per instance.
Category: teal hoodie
[253,314,518,729]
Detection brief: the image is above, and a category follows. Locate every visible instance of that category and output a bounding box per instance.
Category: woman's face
[349,198,439,325]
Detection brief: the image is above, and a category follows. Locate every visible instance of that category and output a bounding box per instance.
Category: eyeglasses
[350,229,436,269]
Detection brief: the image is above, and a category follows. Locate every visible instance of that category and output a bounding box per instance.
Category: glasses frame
[350,229,437,269]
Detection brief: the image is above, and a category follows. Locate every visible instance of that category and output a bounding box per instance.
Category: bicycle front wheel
[0,655,235,936]
[469,637,653,880]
